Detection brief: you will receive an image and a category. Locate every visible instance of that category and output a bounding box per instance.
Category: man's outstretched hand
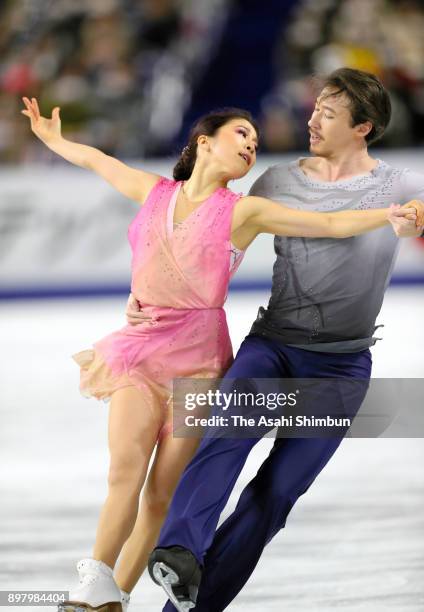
[388,200,424,237]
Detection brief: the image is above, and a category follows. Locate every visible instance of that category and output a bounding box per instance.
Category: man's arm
[248,166,280,198]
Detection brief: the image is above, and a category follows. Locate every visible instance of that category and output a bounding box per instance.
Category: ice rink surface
[1,288,423,611]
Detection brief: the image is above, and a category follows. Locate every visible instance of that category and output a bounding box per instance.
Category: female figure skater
[21,97,421,612]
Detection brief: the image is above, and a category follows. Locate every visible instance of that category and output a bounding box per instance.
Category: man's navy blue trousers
[159,334,372,611]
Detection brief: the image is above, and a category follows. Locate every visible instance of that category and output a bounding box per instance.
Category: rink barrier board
[1,153,423,298]
[0,276,423,300]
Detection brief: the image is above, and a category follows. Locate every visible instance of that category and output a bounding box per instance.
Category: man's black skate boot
[148,546,201,612]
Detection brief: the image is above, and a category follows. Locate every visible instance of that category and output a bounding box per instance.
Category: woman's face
[201,118,258,179]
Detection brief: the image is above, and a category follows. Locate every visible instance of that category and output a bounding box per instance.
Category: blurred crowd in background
[1,0,424,163]
[263,0,424,151]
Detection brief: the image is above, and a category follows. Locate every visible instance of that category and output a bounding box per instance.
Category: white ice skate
[58,558,122,612]
[120,590,130,612]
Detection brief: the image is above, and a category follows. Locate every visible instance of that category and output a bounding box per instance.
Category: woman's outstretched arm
[21,97,161,205]
[238,196,424,240]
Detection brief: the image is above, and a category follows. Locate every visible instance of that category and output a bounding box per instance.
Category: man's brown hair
[317,67,392,145]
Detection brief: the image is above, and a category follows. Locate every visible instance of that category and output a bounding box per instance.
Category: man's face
[307,88,366,156]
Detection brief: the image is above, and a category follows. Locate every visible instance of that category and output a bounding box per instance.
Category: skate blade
[58,602,122,612]
[152,562,195,612]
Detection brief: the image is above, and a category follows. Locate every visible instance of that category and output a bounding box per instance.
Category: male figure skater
[140,68,424,611]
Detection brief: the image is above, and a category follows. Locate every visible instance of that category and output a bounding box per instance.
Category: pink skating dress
[72,177,244,432]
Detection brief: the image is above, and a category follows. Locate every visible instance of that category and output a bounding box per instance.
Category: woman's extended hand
[21,97,62,145]
[404,199,424,226]
[388,201,424,237]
